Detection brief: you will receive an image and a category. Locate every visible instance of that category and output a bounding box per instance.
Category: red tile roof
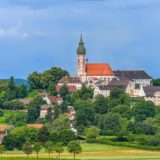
[27,124,43,129]
[0,126,7,132]
[86,63,114,76]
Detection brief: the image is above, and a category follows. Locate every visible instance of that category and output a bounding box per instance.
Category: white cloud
[0,21,29,39]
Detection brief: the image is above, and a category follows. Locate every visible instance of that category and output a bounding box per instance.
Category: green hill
[0,79,29,87]
[14,79,29,87]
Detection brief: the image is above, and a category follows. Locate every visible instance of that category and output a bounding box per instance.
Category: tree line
[0,140,82,159]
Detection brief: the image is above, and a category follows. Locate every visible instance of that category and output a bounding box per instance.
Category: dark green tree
[41,67,69,90]
[135,123,157,135]
[112,105,133,120]
[5,100,24,110]
[6,76,17,100]
[48,83,57,96]
[59,130,76,145]
[16,84,28,98]
[103,113,122,135]
[28,71,42,90]
[152,79,160,86]
[27,96,45,123]
[93,95,109,114]
[51,114,70,131]
[59,84,69,100]
[110,88,125,99]
[2,134,16,150]
[133,101,156,122]
[0,110,4,117]
[74,100,95,127]
[78,84,94,100]
[37,126,50,143]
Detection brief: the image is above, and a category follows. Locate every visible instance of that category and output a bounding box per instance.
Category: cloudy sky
[0,0,160,78]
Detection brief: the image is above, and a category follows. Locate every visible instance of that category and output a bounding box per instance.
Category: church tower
[77,35,86,82]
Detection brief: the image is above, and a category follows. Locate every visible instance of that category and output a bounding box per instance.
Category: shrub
[135,123,157,135]
[85,126,100,139]
[146,137,160,146]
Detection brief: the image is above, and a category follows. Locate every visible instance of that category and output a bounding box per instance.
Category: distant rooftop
[114,70,152,80]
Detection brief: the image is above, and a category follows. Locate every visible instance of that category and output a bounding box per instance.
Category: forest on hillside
[0,67,160,151]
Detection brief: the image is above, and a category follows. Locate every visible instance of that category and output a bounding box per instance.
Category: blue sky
[0,0,160,78]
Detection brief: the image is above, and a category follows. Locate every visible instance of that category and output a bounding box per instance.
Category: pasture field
[1,143,160,160]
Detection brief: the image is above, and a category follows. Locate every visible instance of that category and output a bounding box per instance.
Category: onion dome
[77,34,86,55]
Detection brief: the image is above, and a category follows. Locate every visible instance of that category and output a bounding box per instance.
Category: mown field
[1,143,160,160]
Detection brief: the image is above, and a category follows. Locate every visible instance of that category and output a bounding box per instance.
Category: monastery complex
[56,35,160,106]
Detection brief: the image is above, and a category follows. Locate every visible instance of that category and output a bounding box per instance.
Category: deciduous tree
[67,141,82,159]
[44,141,54,157]
[33,142,42,158]
[54,142,65,158]
[0,145,5,157]
[22,142,33,158]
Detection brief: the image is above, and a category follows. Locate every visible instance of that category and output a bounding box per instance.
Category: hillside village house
[94,78,134,97]
[114,70,152,87]
[39,93,63,118]
[138,86,160,106]
[41,93,63,105]
[40,104,54,118]
[56,76,82,93]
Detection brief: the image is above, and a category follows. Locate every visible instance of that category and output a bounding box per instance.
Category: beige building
[56,76,82,93]
[138,86,160,106]
[41,94,63,105]
[40,104,54,118]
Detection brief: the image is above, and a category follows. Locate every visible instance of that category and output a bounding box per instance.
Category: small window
[135,83,140,89]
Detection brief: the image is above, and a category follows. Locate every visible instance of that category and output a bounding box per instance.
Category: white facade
[58,81,82,90]
[87,75,114,88]
[133,79,152,87]
[94,86,110,97]
[40,109,48,119]
[94,81,134,97]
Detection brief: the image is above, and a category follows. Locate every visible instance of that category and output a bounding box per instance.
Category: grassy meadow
[1,143,160,160]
